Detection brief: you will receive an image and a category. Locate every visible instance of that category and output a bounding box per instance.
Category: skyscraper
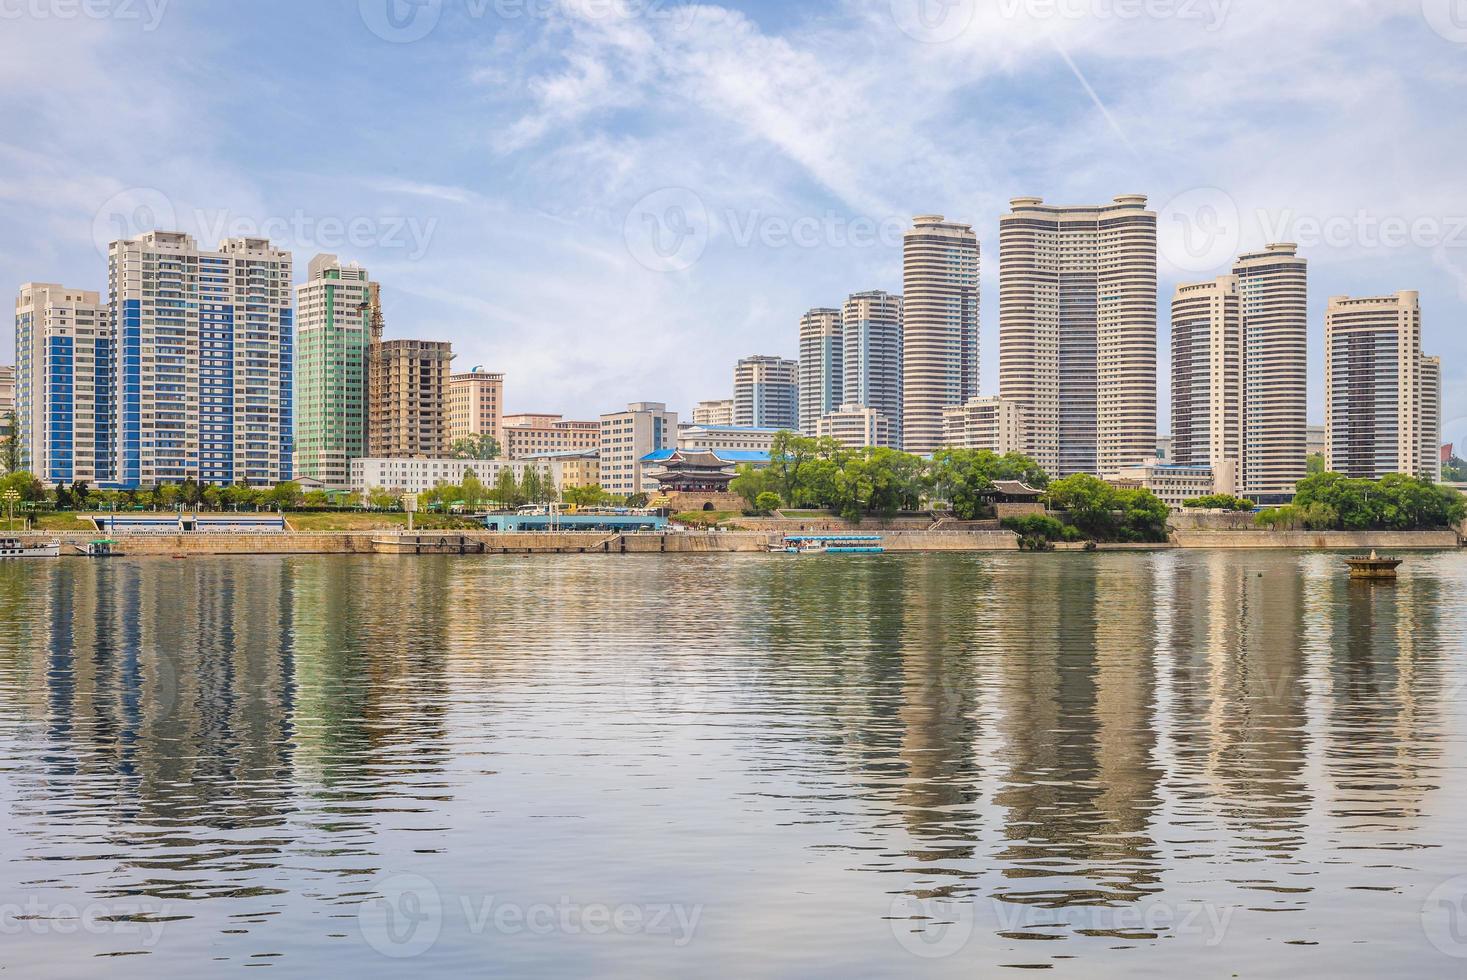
[13,283,112,485]
[841,290,903,447]
[367,339,453,458]
[294,254,373,488]
[1421,355,1442,483]
[1325,291,1440,480]
[998,196,1157,478]
[733,355,798,430]
[108,231,294,487]
[1170,276,1242,494]
[1234,244,1308,495]
[902,216,979,455]
[798,308,842,435]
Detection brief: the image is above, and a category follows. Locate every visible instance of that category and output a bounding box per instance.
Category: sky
[1,0,1465,446]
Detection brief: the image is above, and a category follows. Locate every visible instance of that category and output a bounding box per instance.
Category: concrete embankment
[1170,529,1461,550]
[13,527,1460,556]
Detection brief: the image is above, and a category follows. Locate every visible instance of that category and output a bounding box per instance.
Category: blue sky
[2,0,1464,445]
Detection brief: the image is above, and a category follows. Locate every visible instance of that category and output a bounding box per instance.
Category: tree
[367,486,397,510]
[521,468,543,507]
[461,469,486,512]
[268,481,302,510]
[202,486,225,511]
[450,433,500,461]
[180,476,203,507]
[928,448,1049,520]
[1044,474,1118,539]
[0,471,45,503]
[730,464,777,510]
[1307,453,1327,476]
[2,411,18,474]
[494,469,522,510]
[754,491,781,514]
[1182,494,1255,511]
[157,484,182,509]
[563,484,607,509]
[303,490,331,509]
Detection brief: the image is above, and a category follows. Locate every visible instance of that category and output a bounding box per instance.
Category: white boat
[0,537,61,558]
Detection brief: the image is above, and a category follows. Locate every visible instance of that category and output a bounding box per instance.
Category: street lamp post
[2,488,18,532]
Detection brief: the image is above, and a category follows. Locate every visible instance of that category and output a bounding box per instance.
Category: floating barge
[1344,550,1404,580]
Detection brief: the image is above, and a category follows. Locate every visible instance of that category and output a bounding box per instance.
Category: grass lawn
[779,510,836,518]
[25,513,100,532]
[285,512,484,532]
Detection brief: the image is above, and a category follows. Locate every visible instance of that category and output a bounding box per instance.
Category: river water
[0,551,1464,977]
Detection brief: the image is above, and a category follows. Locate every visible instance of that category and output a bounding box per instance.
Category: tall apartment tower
[1421,356,1442,483]
[1234,244,1308,495]
[902,215,979,455]
[797,309,842,435]
[108,232,294,487]
[14,284,112,485]
[294,254,373,488]
[841,290,903,447]
[447,369,505,447]
[998,196,1157,478]
[1324,291,1440,480]
[367,339,453,457]
[733,355,798,430]
[1170,277,1242,494]
[600,401,678,497]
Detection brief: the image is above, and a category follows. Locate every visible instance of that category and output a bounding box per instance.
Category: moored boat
[0,537,61,558]
[76,539,122,557]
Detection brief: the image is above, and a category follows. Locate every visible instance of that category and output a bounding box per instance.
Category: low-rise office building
[678,425,781,454]
[1111,460,1218,509]
[350,456,556,494]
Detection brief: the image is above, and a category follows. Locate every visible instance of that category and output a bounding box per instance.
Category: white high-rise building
[14,284,112,485]
[903,216,979,455]
[1325,291,1440,480]
[798,308,842,435]
[733,355,798,430]
[841,290,903,447]
[109,231,294,487]
[998,196,1157,478]
[1170,276,1242,494]
[1235,244,1308,495]
[600,401,678,497]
